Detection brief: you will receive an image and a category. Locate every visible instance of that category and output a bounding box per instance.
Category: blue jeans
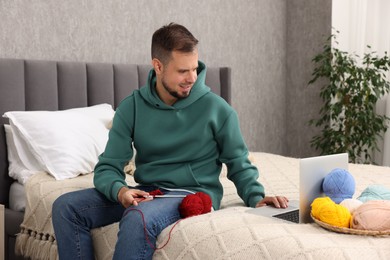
[52,186,189,260]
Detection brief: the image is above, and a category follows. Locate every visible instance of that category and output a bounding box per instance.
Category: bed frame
[0,58,231,260]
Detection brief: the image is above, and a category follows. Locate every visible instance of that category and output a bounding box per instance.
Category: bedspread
[15,153,390,260]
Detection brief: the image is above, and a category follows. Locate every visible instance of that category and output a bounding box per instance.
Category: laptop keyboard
[273,209,300,223]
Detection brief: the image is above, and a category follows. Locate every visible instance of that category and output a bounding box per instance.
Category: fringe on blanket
[15,228,59,260]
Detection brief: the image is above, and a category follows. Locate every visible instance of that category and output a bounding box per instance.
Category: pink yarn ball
[351,200,390,231]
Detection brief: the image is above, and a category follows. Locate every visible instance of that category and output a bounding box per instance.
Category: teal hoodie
[94,61,265,209]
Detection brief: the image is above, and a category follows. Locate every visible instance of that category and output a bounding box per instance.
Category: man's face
[155,50,198,105]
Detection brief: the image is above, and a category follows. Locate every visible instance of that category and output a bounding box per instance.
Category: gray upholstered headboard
[0,58,231,207]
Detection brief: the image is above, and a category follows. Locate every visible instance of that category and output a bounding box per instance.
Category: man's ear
[152,58,163,74]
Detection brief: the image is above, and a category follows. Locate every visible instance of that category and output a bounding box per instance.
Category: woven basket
[311,214,390,237]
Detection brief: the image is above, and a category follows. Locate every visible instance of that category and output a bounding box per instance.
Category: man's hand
[117,187,152,208]
[256,196,289,208]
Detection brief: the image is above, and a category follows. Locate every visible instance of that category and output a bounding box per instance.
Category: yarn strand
[122,208,182,251]
[122,191,212,251]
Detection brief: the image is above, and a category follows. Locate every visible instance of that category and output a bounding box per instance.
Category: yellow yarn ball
[311,197,333,219]
[311,196,351,228]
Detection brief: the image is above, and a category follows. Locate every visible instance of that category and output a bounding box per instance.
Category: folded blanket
[15,171,136,260]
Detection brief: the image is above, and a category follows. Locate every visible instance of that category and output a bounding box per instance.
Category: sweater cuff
[248,195,264,208]
[111,181,127,202]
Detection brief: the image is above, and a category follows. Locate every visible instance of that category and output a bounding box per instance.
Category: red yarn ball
[149,189,164,196]
[195,192,212,214]
[179,192,212,218]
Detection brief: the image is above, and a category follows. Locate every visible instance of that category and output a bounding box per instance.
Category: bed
[1,58,390,260]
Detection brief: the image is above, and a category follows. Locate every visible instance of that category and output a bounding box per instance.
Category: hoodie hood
[139,61,210,110]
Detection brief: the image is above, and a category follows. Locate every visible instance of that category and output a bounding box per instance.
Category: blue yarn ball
[322,168,355,204]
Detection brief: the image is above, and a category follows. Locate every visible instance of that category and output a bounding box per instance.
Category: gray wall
[286,0,332,157]
[0,0,331,158]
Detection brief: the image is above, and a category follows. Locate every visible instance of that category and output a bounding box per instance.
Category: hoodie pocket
[134,163,201,188]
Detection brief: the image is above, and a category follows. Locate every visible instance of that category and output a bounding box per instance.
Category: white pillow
[4,124,39,184]
[3,104,114,180]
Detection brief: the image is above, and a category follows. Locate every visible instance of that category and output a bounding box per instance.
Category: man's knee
[52,193,74,222]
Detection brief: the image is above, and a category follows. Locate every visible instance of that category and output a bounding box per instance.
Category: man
[52,22,288,260]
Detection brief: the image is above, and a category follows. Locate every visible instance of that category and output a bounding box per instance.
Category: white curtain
[332,0,390,166]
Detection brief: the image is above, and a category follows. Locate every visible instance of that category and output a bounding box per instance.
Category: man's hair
[151,23,199,65]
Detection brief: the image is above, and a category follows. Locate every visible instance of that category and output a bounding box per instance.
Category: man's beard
[162,79,190,100]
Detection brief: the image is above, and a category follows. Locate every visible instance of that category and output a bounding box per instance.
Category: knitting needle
[143,195,187,198]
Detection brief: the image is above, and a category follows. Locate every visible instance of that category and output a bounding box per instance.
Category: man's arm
[216,110,289,208]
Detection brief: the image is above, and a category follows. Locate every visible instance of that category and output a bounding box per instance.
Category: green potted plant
[308,31,390,164]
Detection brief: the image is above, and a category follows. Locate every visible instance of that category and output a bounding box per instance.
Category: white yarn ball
[340,199,363,214]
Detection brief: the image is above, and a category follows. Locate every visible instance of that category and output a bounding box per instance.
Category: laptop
[246,153,349,223]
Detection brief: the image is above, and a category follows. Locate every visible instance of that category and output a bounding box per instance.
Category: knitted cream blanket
[15,153,390,260]
[15,170,137,260]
